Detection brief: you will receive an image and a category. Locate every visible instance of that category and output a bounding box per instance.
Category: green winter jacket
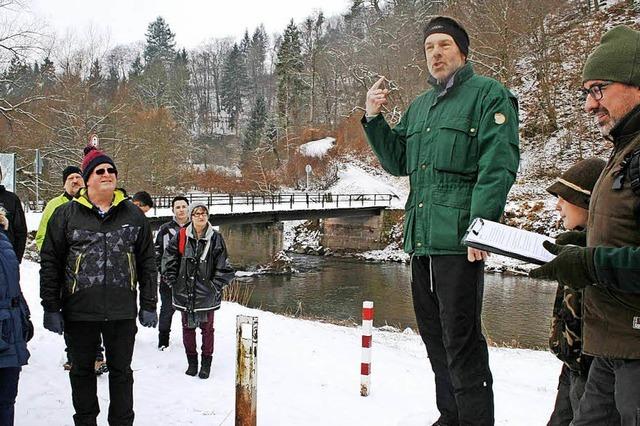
[36,192,73,251]
[362,63,520,255]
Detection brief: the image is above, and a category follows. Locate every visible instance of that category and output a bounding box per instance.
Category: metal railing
[151,193,394,213]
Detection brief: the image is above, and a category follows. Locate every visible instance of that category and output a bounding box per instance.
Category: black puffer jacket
[39,188,157,321]
[0,186,26,262]
[163,223,234,312]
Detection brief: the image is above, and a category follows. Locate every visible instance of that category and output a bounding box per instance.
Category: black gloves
[138,310,158,328]
[529,241,597,289]
[554,230,587,247]
[43,311,64,335]
[23,318,34,342]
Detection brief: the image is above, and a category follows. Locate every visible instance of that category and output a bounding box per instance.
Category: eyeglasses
[580,81,612,101]
[192,211,208,217]
[94,167,117,176]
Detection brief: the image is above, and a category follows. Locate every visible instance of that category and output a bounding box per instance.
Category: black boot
[185,355,198,376]
[158,331,170,350]
[199,355,212,379]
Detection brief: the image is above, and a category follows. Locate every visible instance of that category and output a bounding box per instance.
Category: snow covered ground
[18,260,561,425]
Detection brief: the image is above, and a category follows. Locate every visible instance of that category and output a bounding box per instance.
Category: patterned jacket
[39,188,157,321]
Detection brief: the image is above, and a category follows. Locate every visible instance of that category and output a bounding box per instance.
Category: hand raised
[366,76,390,116]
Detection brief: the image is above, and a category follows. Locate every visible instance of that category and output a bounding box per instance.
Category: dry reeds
[222,279,254,306]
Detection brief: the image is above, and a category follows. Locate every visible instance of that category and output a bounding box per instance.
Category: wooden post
[236,315,258,426]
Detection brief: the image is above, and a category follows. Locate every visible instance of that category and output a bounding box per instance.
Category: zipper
[71,254,83,294]
[429,254,434,293]
[127,252,136,291]
[103,232,108,320]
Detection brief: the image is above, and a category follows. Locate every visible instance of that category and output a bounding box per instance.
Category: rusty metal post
[236,315,258,426]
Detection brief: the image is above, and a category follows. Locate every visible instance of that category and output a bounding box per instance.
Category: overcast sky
[28,0,350,49]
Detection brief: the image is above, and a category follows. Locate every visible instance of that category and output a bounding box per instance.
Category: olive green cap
[582,25,640,86]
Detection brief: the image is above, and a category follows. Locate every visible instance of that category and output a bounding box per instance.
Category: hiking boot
[158,331,170,350]
[199,355,212,379]
[185,355,198,376]
[94,360,108,375]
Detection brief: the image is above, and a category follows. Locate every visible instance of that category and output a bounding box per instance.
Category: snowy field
[17,260,561,425]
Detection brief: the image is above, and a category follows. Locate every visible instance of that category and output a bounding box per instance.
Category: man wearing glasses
[531,25,640,424]
[40,142,158,426]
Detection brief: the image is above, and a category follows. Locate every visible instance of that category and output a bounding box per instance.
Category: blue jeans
[0,367,21,426]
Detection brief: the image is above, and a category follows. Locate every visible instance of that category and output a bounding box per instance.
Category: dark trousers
[548,365,587,426]
[64,332,105,363]
[181,311,214,357]
[158,282,175,334]
[572,357,640,426]
[411,255,493,426]
[0,367,20,426]
[66,320,137,426]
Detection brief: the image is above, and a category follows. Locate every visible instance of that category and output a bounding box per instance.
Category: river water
[236,254,558,349]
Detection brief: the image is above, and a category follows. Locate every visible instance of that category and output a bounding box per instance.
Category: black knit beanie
[62,166,82,184]
[423,16,470,58]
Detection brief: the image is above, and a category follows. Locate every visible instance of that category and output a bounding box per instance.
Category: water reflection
[239,254,557,349]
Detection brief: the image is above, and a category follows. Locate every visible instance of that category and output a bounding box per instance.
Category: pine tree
[275,20,305,130]
[243,95,267,151]
[129,55,144,78]
[220,43,248,132]
[247,26,268,101]
[143,16,177,66]
[88,59,102,96]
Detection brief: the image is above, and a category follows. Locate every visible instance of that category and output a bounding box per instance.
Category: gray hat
[189,202,209,217]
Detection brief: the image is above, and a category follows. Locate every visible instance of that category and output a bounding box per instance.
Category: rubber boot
[199,355,212,379]
[185,354,198,376]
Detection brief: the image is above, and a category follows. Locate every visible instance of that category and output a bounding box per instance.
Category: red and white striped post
[361,301,374,396]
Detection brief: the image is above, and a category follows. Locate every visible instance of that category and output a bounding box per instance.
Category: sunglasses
[94,167,117,176]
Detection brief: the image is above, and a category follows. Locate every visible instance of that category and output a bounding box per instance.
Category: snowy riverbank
[18,259,561,425]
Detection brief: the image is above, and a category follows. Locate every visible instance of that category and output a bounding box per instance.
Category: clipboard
[462,218,556,265]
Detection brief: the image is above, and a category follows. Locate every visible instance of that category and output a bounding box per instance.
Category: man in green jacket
[362,16,519,426]
[35,166,84,251]
[531,25,640,425]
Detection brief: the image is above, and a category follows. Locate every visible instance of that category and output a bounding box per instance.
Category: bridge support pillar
[219,222,284,268]
[321,211,388,252]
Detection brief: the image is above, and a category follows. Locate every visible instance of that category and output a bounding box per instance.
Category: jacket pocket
[0,310,12,352]
[405,120,425,175]
[433,118,478,174]
[429,190,471,251]
[127,253,137,291]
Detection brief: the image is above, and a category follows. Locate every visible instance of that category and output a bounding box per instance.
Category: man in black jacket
[39,145,158,426]
[0,166,26,262]
[154,195,189,349]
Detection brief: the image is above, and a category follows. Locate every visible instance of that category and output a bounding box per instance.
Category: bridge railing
[151,193,394,213]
